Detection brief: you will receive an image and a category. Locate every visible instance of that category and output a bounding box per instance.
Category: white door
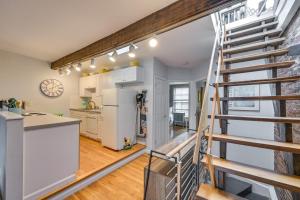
[154,76,169,149]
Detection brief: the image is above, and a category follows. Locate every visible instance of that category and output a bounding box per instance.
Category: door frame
[153,75,169,149]
[168,81,191,138]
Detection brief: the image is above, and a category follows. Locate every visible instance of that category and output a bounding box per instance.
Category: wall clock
[40,79,64,97]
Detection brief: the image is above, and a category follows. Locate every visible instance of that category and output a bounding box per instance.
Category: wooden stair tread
[226,21,278,39]
[219,61,295,74]
[217,95,300,101]
[210,114,300,123]
[205,133,300,153]
[223,49,288,64]
[226,16,275,33]
[201,156,300,192]
[196,183,246,200]
[224,29,282,46]
[223,38,285,54]
[217,75,300,86]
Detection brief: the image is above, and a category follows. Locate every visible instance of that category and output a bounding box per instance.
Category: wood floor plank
[67,154,149,200]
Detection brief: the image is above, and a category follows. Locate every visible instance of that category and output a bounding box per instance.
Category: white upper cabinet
[79,75,98,97]
[111,67,144,84]
[79,67,144,97]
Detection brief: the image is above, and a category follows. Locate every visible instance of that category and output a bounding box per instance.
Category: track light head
[75,63,82,72]
[90,58,96,69]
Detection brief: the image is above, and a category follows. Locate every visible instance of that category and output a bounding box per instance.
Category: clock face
[40,79,64,97]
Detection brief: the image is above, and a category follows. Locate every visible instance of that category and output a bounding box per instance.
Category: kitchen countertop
[0,111,23,121]
[24,114,81,131]
[70,108,101,114]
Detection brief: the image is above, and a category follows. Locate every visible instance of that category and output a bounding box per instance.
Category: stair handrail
[192,13,225,167]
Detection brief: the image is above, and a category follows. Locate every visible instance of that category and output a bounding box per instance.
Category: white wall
[276,0,300,31]
[0,50,79,116]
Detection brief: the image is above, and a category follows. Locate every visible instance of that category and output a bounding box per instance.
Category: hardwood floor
[77,136,146,179]
[170,125,187,138]
[41,136,145,199]
[67,154,149,200]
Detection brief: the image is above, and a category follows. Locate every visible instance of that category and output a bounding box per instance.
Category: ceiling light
[109,50,117,62]
[128,44,136,58]
[90,58,96,69]
[75,63,82,72]
[58,69,64,76]
[66,67,71,76]
[149,37,158,48]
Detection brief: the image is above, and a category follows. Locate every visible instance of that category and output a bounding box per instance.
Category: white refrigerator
[102,88,137,150]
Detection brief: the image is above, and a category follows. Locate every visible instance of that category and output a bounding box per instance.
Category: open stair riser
[216,75,300,87]
[204,133,300,154]
[213,95,300,101]
[225,16,276,33]
[223,49,289,64]
[209,114,300,123]
[223,38,285,54]
[224,29,282,46]
[219,61,295,75]
[201,156,300,192]
[226,21,279,39]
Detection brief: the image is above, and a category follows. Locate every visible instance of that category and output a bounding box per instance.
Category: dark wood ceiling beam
[51,0,241,69]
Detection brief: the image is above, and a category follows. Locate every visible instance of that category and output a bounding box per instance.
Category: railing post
[176,159,182,200]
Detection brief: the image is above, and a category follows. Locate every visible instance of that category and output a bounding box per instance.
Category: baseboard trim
[24,174,76,200]
[48,149,146,200]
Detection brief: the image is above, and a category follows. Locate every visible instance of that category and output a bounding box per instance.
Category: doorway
[154,76,169,149]
[169,82,190,138]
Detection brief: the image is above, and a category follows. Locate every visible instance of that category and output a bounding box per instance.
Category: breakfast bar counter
[0,111,81,200]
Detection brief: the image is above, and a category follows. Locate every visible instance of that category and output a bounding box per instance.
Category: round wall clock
[40,79,64,97]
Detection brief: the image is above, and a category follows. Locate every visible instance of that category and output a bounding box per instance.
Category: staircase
[194,15,300,199]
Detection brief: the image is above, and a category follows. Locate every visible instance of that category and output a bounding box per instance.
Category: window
[173,87,189,117]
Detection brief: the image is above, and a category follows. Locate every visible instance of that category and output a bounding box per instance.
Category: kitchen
[0,1,215,198]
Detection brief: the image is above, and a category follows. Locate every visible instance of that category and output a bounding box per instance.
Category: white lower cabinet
[70,110,101,140]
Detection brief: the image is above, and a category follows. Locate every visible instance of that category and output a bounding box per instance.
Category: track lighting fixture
[58,68,64,76]
[128,44,136,58]
[66,67,71,75]
[90,58,96,69]
[75,63,82,72]
[149,37,158,48]
[109,50,117,62]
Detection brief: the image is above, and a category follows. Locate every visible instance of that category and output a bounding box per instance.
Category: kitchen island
[0,111,80,200]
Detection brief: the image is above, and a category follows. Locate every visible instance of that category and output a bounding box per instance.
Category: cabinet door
[80,116,87,133]
[122,67,137,82]
[86,75,97,88]
[86,116,98,135]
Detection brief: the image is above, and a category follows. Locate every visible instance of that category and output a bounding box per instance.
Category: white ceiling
[0,0,176,62]
[80,15,215,70]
